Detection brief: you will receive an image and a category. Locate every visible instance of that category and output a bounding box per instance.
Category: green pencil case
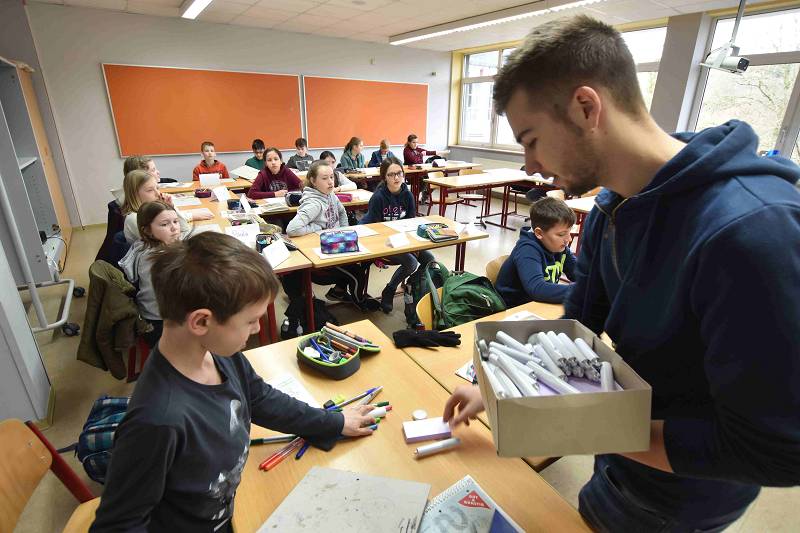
[296,333,361,380]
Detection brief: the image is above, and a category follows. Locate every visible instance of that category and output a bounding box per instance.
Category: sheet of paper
[240,194,252,214]
[266,372,319,407]
[262,239,290,269]
[158,181,187,189]
[312,245,371,260]
[172,196,202,207]
[199,172,221,188]
[382,217,433,233]
[501,310,543,322]
[230,165,259,180]
[317,225,377,237]
[191,224,222,234]
[224,223,260,247]
[455,360,476,383]
[212,185,231,201]
[387,232,410,248]
[350,190,372,201]
[181,208,214,220]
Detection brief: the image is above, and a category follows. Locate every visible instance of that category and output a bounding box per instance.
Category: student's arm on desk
[286,202,323,237]
[514,246,571,304]
[562,211,610,331]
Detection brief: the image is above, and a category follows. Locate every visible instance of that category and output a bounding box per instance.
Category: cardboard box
[473,319,652,458]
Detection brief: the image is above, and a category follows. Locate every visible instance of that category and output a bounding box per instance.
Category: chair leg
[25,421,94,503]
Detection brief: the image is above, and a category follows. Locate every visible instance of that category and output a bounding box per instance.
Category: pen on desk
[259,437,303,470]
[250,435,296,446]
[295,442,311,460]
[324,322,376,345]
[328,386,380,410]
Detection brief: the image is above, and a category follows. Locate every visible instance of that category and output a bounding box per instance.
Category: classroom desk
[234,319,589,533]
[565,195,597,254]
[424,169,552,229]
[256,190,372,218]
[401,301,563,471]
[290,215,489,330]
[159,177,253,194]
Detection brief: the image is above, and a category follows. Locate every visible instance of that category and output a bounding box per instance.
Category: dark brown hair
[137,201,177,248]
[306,160,332,189]
[379,156,404,185]
[200,141,215,152]
[150,232,280,324]
[265,147,283,161]
[529,197,576,231]
[494,15,645,120]
[295,137,308,149]
[344,137,362,153]
[405,134,418,147]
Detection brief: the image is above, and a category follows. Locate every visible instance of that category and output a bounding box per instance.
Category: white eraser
[403,417,451,443]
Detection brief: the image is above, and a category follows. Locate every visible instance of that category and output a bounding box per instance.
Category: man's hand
[274,189,288,197]
[443,385,485,428]
[340,404,376,437]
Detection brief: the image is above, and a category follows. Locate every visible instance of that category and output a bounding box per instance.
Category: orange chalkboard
[304,76,427,149]
[103,64,301,155]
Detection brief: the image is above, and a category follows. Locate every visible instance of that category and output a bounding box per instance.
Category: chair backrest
[459,168,483,176]
[415,287,444,330]
[0,419,51,532]
[428,171,444,179]
[485,255,509,285]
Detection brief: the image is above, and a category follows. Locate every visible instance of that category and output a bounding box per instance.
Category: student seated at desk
[359,157,434,313]
[494,197,576,306]
[320,151,357,193]
[248,147,303,199]
[403,133,447,165]
[192,140,230,181]
[112,155,164,206]
[244,138,266,171]
[340,137,365,170]
[368,139,397,167]
[287,137,314,171]
[121,170,207,244]
[91,232,376,532]
[119,201,182,347]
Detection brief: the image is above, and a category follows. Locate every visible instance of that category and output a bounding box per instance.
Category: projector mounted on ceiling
[700,0,750,75]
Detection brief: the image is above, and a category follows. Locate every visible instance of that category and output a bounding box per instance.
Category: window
[692,8,800,158]
[457,29,666,150]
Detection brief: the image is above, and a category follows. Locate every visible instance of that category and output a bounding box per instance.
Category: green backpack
[426,269,506,330]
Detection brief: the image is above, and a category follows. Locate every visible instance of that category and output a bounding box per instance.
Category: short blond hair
[121,169,155,215]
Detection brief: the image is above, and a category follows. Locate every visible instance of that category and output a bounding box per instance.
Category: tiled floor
[14,199,800,532]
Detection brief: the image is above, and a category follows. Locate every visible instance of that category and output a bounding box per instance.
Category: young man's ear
[569,86,602,132]
[532,227,544,240]
[186,309,213,336]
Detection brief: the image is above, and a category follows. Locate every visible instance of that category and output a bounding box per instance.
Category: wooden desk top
[565,195,597,214]
[401,301,564,471]
[159,177,253,194]
[235,319,587,533]
[257,190,372,217]
[290,215,488,268]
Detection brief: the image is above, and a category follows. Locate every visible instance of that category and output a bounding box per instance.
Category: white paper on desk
[382,217,433,233]
[220,178,235,184]
[312,245,371,259]
[266,373,319,408]
[224,223,260,247]
[501,310,543,322]
[230,165,259,181]
[240,194,252,214]
[172,196,202,207]
[181,208,214,220]
[199,173,221,188]
[263,197,286,205]
[191,223,222,234]
[318,225,377,237]
[350,189,372,201]
[459,223,486,237]
[387,232,410,248]
[158,181,186,189]
[212,186,231,202]
[356,167,370,172]
[455,360,476,383]
[262,239,290,269]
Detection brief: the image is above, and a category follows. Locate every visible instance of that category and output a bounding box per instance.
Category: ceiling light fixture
[180,0,213,20]
[389,0,607,45]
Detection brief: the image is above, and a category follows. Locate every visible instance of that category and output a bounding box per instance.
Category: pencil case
[320,230,359,254]
[296,332,361,380]
[194,188,212,198]
[416,223,450,239]
[335,193,353,203]
[320,326,381,355]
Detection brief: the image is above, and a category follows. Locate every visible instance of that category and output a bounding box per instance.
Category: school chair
[425,171,464,218]
[0,419,98,533]
[94,201,128,267]
[126,335,152,382]
[457,168,487,206]
[485,255,509,285]
[415,287,444,331]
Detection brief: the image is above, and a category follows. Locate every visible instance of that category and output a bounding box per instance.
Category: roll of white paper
[496,331,531,355]
[575,338,601,366]
[532,344,567,381]
[489,341,534,364]
[525,360,581,394]
[536,332,566,366]
[481,360,508,399]
[477,339,489,360]
[547,331,575,365]
[491,363,522,398]
[489,352,539,396]
[600,361,614,392]
[557,333,588,366]
[414,437,462,458]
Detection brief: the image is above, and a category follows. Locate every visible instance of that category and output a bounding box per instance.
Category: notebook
[419,475,523,533]
[259,467,430,532]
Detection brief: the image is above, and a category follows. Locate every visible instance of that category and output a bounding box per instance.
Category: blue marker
[295,441,311,460]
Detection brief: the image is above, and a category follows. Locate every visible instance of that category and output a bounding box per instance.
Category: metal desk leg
[304,269,315,331]
[455,242,466,271]
[439,186,448,217]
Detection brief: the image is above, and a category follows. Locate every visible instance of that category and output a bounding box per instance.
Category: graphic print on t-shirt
[207,399,250,526]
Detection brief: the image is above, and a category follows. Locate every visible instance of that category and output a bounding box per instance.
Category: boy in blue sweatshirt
[443,15,800,532]
[495,196,576,306]
[360,156,434,313]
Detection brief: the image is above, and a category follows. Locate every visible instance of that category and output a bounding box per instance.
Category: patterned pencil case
[320,230,359,254]
[335,193,353,203]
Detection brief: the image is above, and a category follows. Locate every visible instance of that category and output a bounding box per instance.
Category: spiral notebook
[419,475,523,533]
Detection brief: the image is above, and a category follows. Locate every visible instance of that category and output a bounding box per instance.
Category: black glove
[393,329,461,348]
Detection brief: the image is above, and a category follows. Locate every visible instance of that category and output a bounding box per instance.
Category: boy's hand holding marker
[341,404,378,437]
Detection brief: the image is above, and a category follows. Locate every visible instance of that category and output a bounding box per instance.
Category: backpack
[428,270,506,330]
[76,395,130,483]
[404,261,449,328]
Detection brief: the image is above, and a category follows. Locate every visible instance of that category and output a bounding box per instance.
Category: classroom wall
[0,0,80,227]
[25,3,452,225]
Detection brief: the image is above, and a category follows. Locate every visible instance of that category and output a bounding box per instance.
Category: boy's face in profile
[296,145,307,157]
[202,145,216,164]
[204,298,271,356]
[534,223,572,254]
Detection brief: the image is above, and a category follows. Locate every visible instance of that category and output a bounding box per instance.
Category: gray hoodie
[286,187,349,237]
[118,241,161,320]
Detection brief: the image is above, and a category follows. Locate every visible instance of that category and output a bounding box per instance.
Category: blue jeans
[579,455,751,533]
[384,250,435,291]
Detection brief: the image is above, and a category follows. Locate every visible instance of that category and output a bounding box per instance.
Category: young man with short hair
[494,196,576,306]
[91,233,375,532]
[287,137,314,171]
[192,141,231,181]
[444,15,800,532]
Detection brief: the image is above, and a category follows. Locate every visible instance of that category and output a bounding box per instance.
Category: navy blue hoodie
[359,182,415,224]
[565,121,800,520]
[495,228,576,306]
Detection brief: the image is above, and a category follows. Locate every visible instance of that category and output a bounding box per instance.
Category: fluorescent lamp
[180,0,213,20]
[390,0,607,46]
